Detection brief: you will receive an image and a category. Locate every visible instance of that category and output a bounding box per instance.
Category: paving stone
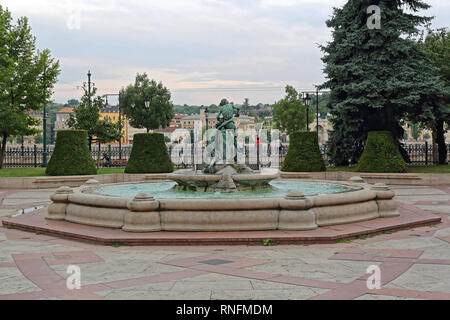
[0,267,41,295]
[417,206,450,214]
[392,188,448,196]
[418,244,450,260]
[51,251,186,286]
[394,195,449,204]
[435,227,450,237]
[386,264,450,294]
[171,274,254,291]
[97,283,211,300]
[355,294,420,300]
[0,209,15,218]
[0,240,81,263]
[361,237,447,251]
[2,198,51,206]
[248,258,379,284]
[211,287,326,300]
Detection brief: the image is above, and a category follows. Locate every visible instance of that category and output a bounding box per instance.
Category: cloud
[1,0,448,105]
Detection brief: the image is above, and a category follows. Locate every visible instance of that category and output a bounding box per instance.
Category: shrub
[125,133,174,173]
[356,131,407,173]
[281,131,325,172]
[46,130,97,176]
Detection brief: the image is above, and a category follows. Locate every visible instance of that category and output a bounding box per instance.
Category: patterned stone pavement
[0,185,450,300]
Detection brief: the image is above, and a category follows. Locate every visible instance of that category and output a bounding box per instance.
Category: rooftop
[56,107,74,114]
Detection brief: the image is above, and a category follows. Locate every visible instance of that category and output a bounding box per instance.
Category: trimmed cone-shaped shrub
[356,131,407,173]
[125,133,174,173]
[46,130,97,176]
[281,131,325,172]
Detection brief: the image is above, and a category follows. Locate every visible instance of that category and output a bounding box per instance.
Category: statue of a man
[203,103,240,173]
[215,103,240,131]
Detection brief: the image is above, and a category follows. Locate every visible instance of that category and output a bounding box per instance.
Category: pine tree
[411,27,450,164]
[320,0,443,165]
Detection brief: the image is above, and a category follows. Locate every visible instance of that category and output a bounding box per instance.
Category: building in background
[181,109,256,130]
[100,105,128,145]
[54,107,73,131]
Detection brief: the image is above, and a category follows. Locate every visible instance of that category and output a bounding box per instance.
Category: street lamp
[205,107,209,131]
[303,93,311,131]
[145,97,150,133]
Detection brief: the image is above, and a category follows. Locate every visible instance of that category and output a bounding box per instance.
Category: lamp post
[145,97,150,133]
[42,106,48,166]
[205,107,209,131]
[303,93,311,131]
[316,89,319,135]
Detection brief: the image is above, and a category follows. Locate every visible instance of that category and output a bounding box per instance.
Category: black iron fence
[2,142,449,168]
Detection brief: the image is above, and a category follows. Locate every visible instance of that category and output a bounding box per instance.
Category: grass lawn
[0,167,125,177]
[326,165,450,174]
[0,165,448,177]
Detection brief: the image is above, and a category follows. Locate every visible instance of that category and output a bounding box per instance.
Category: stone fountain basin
[167,168,280,192]
[46,179,399,232]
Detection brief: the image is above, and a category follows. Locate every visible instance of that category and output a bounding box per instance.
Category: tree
[0,6,60,168]
[66,99,79,106]
[120,73,174,133]
[34,133,50,144]
[66,83,122,151]
[319,0,444,165]
[411,27,450,164]
[273,85,314,135]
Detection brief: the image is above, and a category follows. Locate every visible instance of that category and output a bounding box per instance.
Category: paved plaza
[0,185,450,300]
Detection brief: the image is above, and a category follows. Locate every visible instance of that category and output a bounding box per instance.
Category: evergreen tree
[320,0,442,165]
[411,27,450,164]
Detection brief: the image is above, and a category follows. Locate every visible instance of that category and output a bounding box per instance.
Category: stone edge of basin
[46,177,399,232]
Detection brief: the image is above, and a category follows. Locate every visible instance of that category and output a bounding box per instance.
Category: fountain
[45,103,400,233]
[168,103,279,193]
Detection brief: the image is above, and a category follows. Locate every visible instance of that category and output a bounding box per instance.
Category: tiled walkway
[0,186,450,300]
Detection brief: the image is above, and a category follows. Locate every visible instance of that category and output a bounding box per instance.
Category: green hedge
[46,130,97,176]
[281,131,325,172]
[356,131,407,173]
[125,133,174,173]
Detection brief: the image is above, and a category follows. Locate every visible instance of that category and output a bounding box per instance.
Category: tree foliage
[0,5,60,168]
[281,131,325,172]
[46,130,97,176]
[125,133,173,173]
[120,73,174,132]
[273,85,314,135]
[410,27,450,164]
[66,84,122,145]
[356,131,407,173]
[320,0,444,166]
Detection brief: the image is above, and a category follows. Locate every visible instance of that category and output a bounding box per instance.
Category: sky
[1,0,449,106]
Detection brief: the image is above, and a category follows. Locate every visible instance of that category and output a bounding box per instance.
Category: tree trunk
[432,129,438,164]
[383,103,399,142]
[436,119,448,164]
[0,132,8,169]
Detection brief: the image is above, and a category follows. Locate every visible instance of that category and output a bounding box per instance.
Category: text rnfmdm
[176,304,273,317]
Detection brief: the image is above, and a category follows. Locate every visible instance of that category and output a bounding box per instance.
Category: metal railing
[2,142,448,168]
